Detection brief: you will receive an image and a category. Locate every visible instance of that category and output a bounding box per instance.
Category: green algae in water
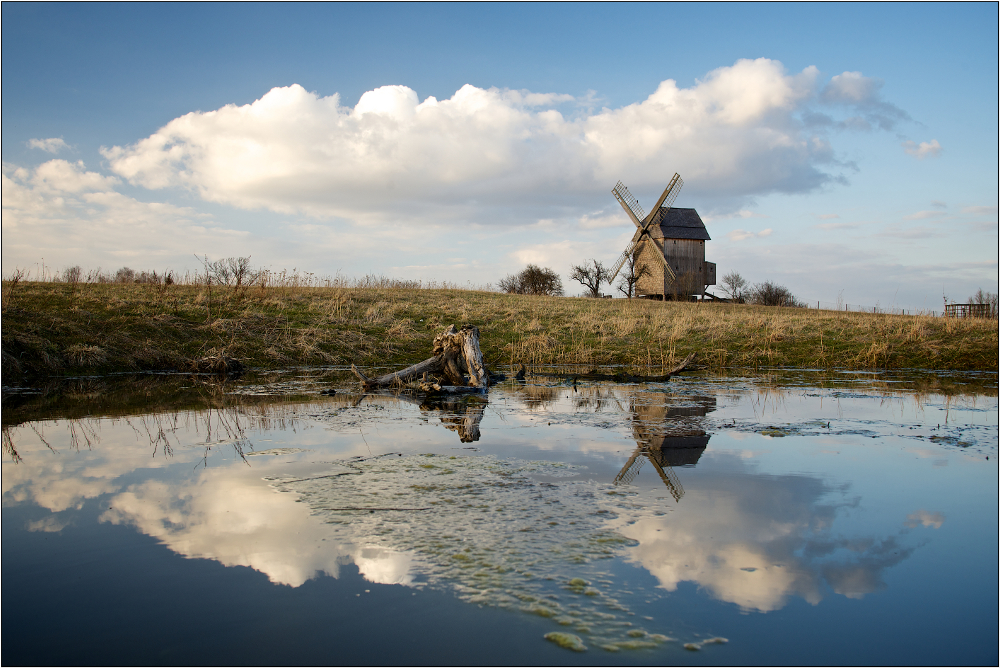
[272,452,688,650]
[544,632,587,652]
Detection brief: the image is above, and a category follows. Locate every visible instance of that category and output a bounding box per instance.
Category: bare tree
[720,271,747,303]
[615,250,649,299]
[569,259,608,298]
[748,281,803,307]
[968,288,999,318]
[499,265,564,296]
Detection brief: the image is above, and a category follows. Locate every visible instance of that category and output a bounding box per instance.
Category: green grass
[2,281,996,380]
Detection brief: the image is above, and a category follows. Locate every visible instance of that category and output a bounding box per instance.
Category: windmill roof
[648,208,711,241]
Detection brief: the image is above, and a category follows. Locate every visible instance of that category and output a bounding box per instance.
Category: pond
[3,368,997,665]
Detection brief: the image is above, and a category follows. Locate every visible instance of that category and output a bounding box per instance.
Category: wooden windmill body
[608,174,717,299]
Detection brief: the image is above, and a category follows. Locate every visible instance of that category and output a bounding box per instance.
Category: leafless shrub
[114,267,136,284]
[499,265,564,296]
[748,281,805,307]
[62,266,82,284]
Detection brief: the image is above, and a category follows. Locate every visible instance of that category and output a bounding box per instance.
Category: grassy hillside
[2,281,997,380]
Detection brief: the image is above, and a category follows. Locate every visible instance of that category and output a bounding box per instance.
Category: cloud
[0,160,258,271]
[903,210,947,221]
[100,59,904,224]
[815,222,859,230]
[876,224,944,240]
[30,159,120,193]
[704,209,769,224]
[820,72,910,131]
[902,139,942,159]
[28,137,70,153]
[726,228,773,242]
[577,211,632,230]
[931,200,947,209]
[961,205,997,216]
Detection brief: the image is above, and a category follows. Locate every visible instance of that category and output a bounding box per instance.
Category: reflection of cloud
[617,463,928,612]
[905,510,945,529]
[821,537,915,599]
[26,515,72,532]
[101,472,351,587]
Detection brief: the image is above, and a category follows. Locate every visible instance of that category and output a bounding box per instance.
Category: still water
[3,369,997,665]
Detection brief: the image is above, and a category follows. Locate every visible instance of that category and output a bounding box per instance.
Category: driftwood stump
[352,324,491,391]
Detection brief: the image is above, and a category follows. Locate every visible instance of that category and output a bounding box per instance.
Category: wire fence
[809,301,942,317]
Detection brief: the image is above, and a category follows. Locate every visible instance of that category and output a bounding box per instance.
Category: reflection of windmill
[614,393,716,500]
[615,446,685,502]
[608,173,716,299]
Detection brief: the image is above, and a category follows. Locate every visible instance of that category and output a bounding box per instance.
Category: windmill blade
[647,173,685,227]
[645,451,684,502]
[646,173,683,219]
[608,239,638,282]
[612,181,646,227]
[614,448,645,486]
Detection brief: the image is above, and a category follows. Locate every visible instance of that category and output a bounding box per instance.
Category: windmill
[608,173,684,285]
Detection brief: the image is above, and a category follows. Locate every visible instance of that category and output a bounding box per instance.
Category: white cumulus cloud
[100,59,900,224]
[27,137,70,153]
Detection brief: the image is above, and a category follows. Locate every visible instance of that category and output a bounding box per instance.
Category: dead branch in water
[352,324,501,391]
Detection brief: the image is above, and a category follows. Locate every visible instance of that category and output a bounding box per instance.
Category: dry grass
[2,281,996,380]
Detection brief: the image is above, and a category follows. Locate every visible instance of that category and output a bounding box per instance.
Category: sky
[2,3,997,310]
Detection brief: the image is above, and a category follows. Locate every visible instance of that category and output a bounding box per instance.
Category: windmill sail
[612,181,646,224]
[609,240,638,280]
[648,173,683,222]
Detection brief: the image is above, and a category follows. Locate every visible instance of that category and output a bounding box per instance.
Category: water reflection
[2,371,995,658]
[616,460,940,612]
[387,392,487,443]
[615,394,716,500]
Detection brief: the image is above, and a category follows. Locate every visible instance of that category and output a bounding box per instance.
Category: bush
[748,281,803,307]
[499,265,564,296]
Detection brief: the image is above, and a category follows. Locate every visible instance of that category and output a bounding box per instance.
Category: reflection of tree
[421,396,487,443]
[615,393,717,499]
[373,391,488,443]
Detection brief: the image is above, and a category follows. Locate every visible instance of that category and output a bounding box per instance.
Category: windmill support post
[352,324,502,392]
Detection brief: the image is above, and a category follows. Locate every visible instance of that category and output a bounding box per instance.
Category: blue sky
[3,3,997,309]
